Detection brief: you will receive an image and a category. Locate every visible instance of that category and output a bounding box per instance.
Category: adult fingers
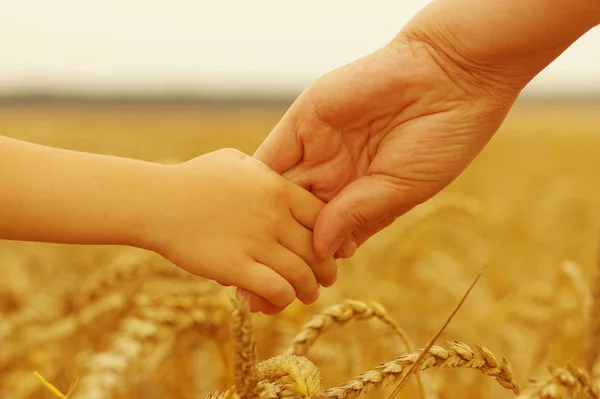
[313,175,418,259]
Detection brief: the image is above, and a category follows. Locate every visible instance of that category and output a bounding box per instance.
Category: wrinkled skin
[241,0,598,314]
[254,34,520,261]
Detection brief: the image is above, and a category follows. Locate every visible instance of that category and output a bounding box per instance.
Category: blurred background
[1,0,600,99]
[2,3,600,399]
[0,0,598,160]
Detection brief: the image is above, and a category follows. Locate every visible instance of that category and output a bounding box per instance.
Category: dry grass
[1,101,600,399]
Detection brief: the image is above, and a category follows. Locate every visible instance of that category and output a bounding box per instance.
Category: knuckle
[270,180,289,200]
[263,208,286,228]
[258,175,287,202]
[263,189,292,222]
[348,208,371,229]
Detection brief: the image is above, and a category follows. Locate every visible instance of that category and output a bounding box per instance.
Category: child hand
[147,148,337,315]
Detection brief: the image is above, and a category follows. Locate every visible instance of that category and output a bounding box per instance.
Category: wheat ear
[517,364,598,399]
[71,290,229,399]
[211,298,322,399]
[207,355,321,399]
[316,340,520,399]
[285,300,413,357]
[285,299,425,399]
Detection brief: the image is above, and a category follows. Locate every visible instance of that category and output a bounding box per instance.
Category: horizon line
[0,92,599,107]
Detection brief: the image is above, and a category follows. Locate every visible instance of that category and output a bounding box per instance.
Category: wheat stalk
[206,381,287,399]
[231,297,259,399]
[387,265,486,398]
[209,296,322,399]
[316,340,520,399]
[517,364,598,399]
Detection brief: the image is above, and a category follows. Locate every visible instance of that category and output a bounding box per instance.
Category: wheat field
[1,101,600,399]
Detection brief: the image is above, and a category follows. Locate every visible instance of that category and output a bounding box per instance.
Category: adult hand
[254,39,519,260]
[254,0,598,260]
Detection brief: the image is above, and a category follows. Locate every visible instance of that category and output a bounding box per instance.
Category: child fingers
[278,224,338,287]
[287,184,325,231]
[236,262,296,308]
[236,288,285,315]
[254,245,320,305]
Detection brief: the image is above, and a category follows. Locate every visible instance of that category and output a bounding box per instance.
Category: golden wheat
[3,103,600,399]
[77,252,191,305]
[231,298,259,399]
[517,364,598,399]
[317,341,520,399]
[586,245,600,376]
[285,300,413,357]
[71,289,229,399]
[0,293,125,367]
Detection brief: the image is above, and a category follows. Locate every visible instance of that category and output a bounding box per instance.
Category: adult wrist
[394,0,600,105]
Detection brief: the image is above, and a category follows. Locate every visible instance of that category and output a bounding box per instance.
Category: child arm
[0,137,336,314]
[0,135,165,247]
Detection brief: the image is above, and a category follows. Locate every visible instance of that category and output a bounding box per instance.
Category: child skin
[0,135,338,315]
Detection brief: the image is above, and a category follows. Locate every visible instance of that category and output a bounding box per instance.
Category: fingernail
[327,237,345,258]
[312,285,321,303]
[329,264,339,286]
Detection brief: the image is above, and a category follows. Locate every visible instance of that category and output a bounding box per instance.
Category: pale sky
[1,0,599,97]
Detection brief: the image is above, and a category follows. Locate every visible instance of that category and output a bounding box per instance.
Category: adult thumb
[313,175,418,259]
[253,113,302,174]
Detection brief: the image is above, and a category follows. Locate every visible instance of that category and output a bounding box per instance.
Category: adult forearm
[397,0,600,92]
[0,136,166,248]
